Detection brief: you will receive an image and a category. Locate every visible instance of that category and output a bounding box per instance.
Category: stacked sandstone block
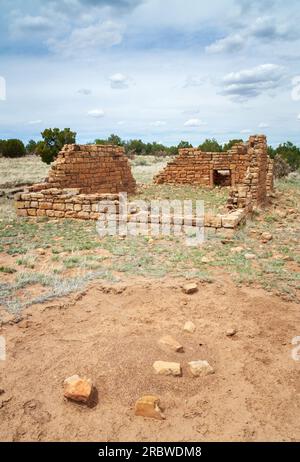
[154,142,249,186]
[15,188,120,220]
[45,144,136,194]
[15,144,136,219]
[226,135,272,211]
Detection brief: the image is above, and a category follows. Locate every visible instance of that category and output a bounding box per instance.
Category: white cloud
[258,122,269,128]
[87,109,105,118]
[28,119,42,125]
[250,16,293,41]
[221,63,285,100]
[48,20,123,56]
[297,114,300,120]
[77,88,92,95]
[205,14,299,55]
[184,118,207,127]
[109,73,130,89]
[12,15,53,33]
[206,34,244,54]
[151,120,166,127]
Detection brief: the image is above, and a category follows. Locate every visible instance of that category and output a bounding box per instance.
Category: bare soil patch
[0,276,299,442]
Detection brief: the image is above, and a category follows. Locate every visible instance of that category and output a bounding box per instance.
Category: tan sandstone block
[153,361,181,376]
[134,395,165,420]
[63,375,92,403]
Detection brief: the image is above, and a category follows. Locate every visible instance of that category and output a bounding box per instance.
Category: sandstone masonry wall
[41,144,136,194]
[154,143,249,187]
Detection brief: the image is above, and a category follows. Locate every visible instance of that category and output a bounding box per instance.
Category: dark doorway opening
[213,169,232,186]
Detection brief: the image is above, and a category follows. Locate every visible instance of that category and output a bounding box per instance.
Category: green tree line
[0,129,299,171]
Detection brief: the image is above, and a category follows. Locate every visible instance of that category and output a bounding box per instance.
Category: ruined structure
[15,144,136,219]
[154,135,273,207]
[15,136,274,233]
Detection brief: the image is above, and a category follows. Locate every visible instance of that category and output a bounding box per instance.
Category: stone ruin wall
[154,134,273,208]
[15,144,136,219]
[44,144,136,194]
[227,135,273,212]
[154,142,249,187]
[15,136,274,233]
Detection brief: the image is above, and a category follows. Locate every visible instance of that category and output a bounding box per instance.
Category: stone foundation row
[15,188,247,230]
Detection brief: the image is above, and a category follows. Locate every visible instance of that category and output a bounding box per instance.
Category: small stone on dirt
[153,361,181,376]
[230,246,244,253]
[134,395,165,420]
[63,375,92,403]
[201,256,211,263]
[244,253,256,260]
[261,232,273,242]
[188,360,214,377]
[226,328,237,337]
[158,335,184,352]
[36,248,46,255]
[182,283,198,294]
[183,321,196,333]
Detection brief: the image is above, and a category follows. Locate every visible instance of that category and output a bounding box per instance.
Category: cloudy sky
[0,0,300,146]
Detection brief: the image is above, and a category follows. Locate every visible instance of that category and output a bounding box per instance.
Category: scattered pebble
[153,361,181,376]
[261,232,273,243]
[183,321,196,333]
[226,328,237,337]
[188,360,214,377]
[182,283,198,294]
[244,253,256,260]
[158,335,184,353]
[134,395,165,420]
[230,246,244,253]
[63,375,92,403]
[36,248,46,255]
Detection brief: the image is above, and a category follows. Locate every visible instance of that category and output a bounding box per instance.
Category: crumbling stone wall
[154,135,273,209]
[15,143,136,218]
[154,142,249,187]
[39,144,136,194]
[226,135,273,211]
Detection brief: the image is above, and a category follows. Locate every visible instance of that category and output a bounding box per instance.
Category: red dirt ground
[0,276,300,442]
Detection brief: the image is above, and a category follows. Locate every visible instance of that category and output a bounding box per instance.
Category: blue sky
[0,0,300,146]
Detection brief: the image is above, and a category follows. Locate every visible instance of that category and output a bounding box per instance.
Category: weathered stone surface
[158,335,184,353]
[188,360,214,377]
[244,253,256,260]
[261,232,273,242]
[226,328,237,337]
[182,283,198,294]
[153,361,181,376]
[63,375,92,403]
[183,321,196,333]
[134,395,165,420]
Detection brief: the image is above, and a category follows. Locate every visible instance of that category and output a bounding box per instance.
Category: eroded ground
[0,277,299,441]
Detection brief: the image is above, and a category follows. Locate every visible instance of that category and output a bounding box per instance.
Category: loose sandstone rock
[36,248,46,255]
[182,283,198,294]
[134,395,165,420]
[244,253,256,260]
[188,360,214,377]
[158,335,184,353]
[226,328,237,337]
[183,321,196,333]
[230,246,244,253]
[201,256,211,263]
[261,232,273,242]
[153,361,181,376]
[63,375,92,403]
